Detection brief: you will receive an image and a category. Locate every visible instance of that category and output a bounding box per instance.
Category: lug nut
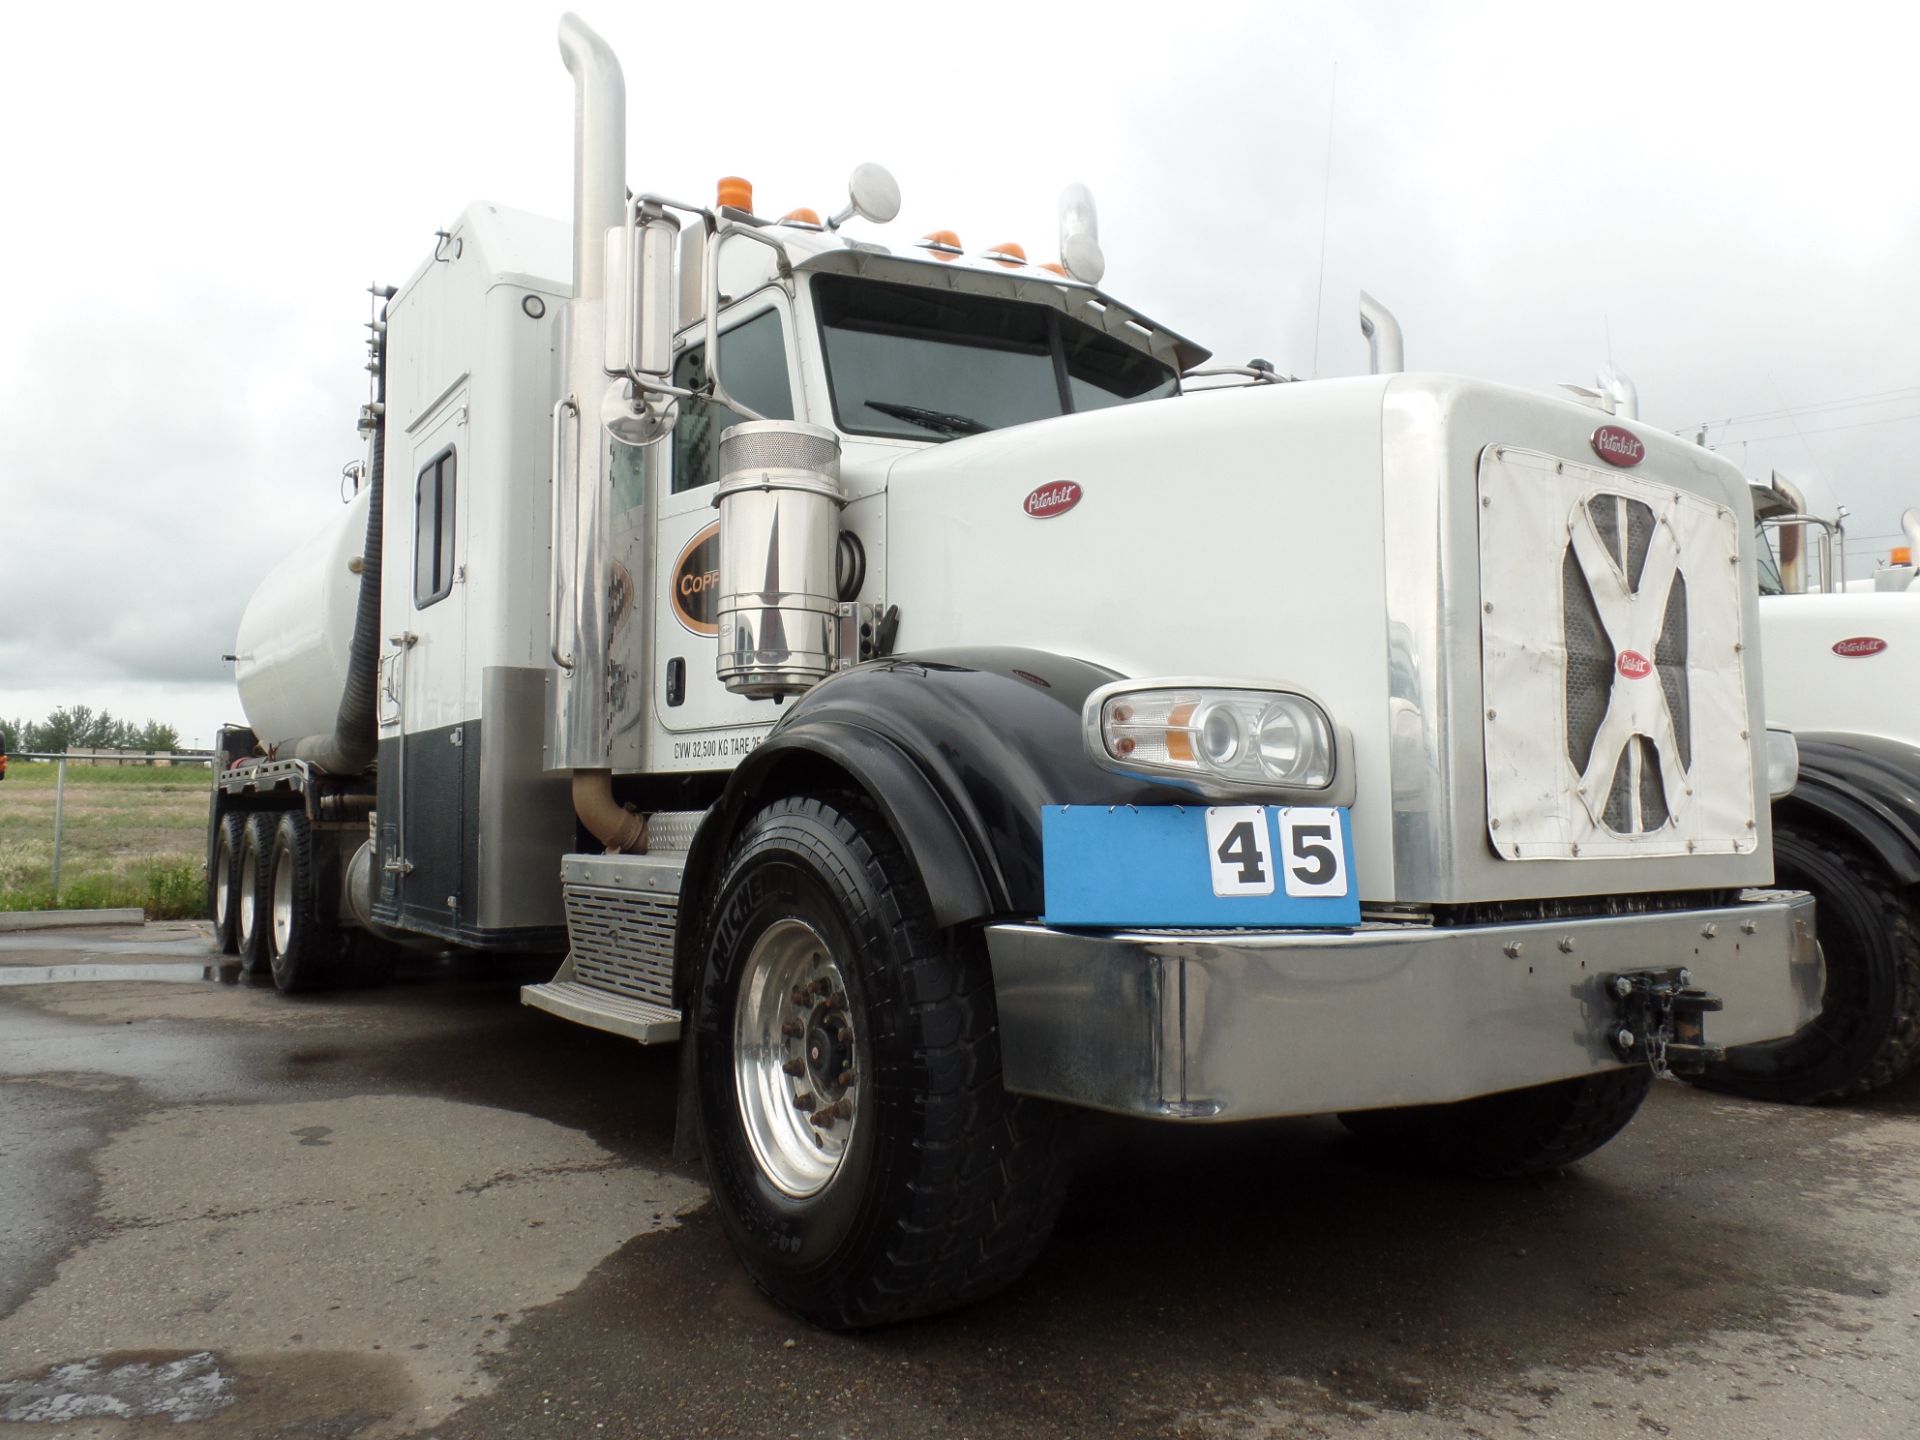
[838,1069,855,1087]
[836,1027,853,1046]
[793,1091,815,1112]
[810,1112,836,1130]
[782,1058,804,1077]
[781,1020,802,1038]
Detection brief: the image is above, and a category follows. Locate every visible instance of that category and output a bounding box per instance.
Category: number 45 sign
[1204,806,1349,899]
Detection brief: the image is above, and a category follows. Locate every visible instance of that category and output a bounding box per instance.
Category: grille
[1561,493,1692,836]
[564,884,677,1007]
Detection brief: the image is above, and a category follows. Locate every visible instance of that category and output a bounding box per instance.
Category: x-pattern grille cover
[1477,445,1756,861]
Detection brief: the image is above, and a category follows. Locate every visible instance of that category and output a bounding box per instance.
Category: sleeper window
[414,447,457,607]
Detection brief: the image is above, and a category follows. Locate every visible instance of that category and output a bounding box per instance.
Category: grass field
[0,762,209,918]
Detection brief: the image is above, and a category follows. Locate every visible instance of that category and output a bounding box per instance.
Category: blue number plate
[1041,804,1360,928]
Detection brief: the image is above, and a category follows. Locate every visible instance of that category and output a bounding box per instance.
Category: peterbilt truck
[1686,479,1920,1102]
[210,13,1820,1327]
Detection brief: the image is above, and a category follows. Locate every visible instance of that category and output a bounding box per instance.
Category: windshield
[812,274,1178,441]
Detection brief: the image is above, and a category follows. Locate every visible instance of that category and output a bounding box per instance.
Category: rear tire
[267,812,333,994]
[210,812,246,955]
[236,813,275,977]
[691,793,1074,1329]
[1339,1067,1654,1179]
[1689,825,1920,1103]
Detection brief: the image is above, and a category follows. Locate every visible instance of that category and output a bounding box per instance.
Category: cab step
[521,979,680,1042]
[519,837,699,1045]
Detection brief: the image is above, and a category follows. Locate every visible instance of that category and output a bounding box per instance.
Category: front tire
[1689,825,1920,1103]
[210,812,246,955]
[1339,1067,1654,1180]
[691,793,1073,1329]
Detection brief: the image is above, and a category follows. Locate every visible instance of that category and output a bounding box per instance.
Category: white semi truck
[210,14,1820,1327]
[1687,480,1920,1102]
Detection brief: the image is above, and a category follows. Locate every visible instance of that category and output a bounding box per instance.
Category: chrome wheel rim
[271,845,295,955]
[733,918,860,1198]
[238,846,257,945]
[214,835,232,927]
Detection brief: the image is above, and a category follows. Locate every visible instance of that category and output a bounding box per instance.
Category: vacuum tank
[233,487,369,749]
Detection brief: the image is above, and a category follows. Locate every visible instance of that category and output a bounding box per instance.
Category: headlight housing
[1084,680,1347,801]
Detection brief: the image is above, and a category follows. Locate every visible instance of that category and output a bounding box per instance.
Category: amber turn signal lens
[916,229,963,261]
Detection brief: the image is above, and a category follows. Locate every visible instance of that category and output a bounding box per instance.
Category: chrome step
[521,979,680,1043]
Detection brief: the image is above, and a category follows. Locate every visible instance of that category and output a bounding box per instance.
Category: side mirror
[604,204,680,381]
[1058,183,1105,285]
[829,163,901,229]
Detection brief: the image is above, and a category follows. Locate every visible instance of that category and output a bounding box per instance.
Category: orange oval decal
[671,523,721,636]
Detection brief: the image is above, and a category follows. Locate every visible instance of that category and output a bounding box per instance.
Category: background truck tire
[691,793,1074,1330]
[1688,825,1920,1103]
[1338,1066,1654,1179]
[210,812,246,955]
[266,811,333,994]
[236,813,276,977]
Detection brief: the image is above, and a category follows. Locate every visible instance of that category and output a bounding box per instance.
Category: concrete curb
[0,907,146,932]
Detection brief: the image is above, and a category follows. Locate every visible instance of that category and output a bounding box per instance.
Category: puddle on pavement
[0,1351,235,1423]
[0,962,243,987]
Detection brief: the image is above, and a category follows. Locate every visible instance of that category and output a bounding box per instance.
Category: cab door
[652,295,802,759]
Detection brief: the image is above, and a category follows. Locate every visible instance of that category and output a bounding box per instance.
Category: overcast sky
[2,0,1915,749]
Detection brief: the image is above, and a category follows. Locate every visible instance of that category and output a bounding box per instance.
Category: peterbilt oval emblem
[1591,424,1645,468]
[1617,649,1653,679]
[671,522,721,636]
[1024,481,1082,518]
[1832,636,1889,658]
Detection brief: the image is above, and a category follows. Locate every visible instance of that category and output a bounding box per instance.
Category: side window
[671,306,795,493]
[414,447,457,607]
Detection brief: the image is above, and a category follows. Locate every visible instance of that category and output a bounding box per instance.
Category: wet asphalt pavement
[3,924,1919,1439]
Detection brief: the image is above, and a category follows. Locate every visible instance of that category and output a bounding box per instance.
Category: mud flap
[1606,968,1726,1077]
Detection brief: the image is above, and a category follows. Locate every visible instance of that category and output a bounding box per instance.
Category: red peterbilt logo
[1617,650,1653,679]
[1023,482,1082,518]
[1832,636,1889,658]
[1591,424,1645,468]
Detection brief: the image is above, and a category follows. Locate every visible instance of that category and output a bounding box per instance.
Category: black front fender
[672,648,1191,1003]
[1777,734,1920,886]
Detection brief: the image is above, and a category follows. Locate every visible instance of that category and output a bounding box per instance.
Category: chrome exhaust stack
[1359,291,1403,374]
[1598,364,1639,421]
[550,12,625,773]
[550,13,645,851]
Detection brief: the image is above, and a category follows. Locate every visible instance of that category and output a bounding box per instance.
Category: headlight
[1090,683,1339,794]
[1766,728,1799,800]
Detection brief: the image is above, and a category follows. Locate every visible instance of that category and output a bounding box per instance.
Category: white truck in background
[209,13,1819,1327]
[1686,479,1920,1102]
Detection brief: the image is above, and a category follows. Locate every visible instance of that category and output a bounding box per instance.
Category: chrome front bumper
[985,890,1822,1120]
